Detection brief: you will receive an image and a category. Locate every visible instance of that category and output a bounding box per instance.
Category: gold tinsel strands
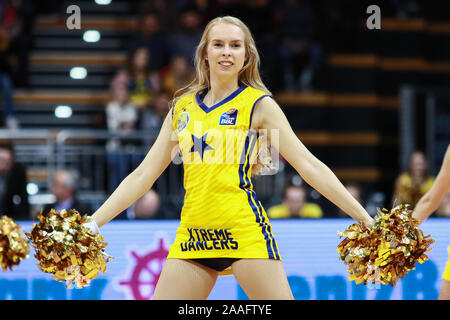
[25,209,113,289]
[0,216,30,271]
[337,204,434,286]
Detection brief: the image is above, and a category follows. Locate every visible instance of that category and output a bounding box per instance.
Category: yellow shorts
[444,246,450,281]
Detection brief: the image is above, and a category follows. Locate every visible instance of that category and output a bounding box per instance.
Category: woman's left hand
[362,216,375,228]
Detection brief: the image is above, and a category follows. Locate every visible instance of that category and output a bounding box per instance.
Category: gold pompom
[0,216,30,271]
[25,209,113,289]
[337,204,434,286]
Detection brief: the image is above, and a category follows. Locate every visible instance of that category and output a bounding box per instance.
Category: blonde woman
[85,16,374,300]
[412,145,450,300]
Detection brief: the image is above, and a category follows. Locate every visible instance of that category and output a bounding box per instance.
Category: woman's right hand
[83,217,101,234]
[362,216,375,229]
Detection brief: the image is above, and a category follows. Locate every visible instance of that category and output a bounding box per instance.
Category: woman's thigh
[231,259,294,300]
[152,258,219,300]
[438,279,450,300]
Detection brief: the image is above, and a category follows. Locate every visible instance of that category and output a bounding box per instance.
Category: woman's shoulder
[172,92,196,113]
[444,144,450,168]
[244,85,272,98]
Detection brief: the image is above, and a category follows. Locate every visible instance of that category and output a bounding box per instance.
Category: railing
[1,129,286,211]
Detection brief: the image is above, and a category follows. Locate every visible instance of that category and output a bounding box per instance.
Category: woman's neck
[204,77,239,106]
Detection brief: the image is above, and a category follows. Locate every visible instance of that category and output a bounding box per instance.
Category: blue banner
[1,218,448,300]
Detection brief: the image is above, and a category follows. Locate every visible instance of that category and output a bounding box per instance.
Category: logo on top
[177,111,190,132]
[219,108,238,126]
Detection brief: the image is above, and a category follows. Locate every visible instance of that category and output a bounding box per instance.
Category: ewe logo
[219,108,238,126]
[116,237,169,300]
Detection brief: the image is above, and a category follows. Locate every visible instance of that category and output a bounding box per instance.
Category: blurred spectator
[276,0,322,91]
[112,47,161,110]
[268,184,323,218]
[0,0,20,129]
[41,170,92,216]
[141,90,170,135]
[170,6,203,67]
[139,0,178,33]
[127,12,172,72]
[129,189,163,219]
[105,85,138,150]
[0,143,29,219]
[436,190,450,218]
[244,0,284,91]
[190,0,209,26]
[107,47,161,192]
[162,55,195,97]
[337,182,364,218]
[393,151,435,208]
[105,82,139,193]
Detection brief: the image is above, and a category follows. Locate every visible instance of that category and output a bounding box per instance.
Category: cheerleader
[85,16,374,300]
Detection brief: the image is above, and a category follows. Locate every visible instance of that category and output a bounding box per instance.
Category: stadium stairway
[8,1,136,200]
[14,0,135,129]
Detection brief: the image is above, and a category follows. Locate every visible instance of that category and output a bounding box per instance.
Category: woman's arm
[92,110,179,227]
[252,96,374,227]
[412,145,450,224]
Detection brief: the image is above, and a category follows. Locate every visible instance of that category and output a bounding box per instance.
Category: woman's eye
[214,43,222,47]
[233,43,241,47]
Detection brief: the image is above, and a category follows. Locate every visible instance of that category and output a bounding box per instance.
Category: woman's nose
[222,45,231,56]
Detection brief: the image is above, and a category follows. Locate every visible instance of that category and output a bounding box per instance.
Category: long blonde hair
[172,16,273,176]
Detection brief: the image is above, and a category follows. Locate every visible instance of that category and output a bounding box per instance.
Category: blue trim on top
[238,131,279,260]
[196,85,247,114]
[249,94,271,129]
[243,132,280,260]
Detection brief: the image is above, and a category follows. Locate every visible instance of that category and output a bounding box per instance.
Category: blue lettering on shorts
[181,228,239,251]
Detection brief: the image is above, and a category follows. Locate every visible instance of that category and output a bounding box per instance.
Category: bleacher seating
[5,4,450,210]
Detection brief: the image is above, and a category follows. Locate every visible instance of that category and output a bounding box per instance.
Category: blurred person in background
[41,170,92,216]
[138,0,178,33]
[244,0,283,91]
[108,48,160,192]
[393,150,435,209]
[127,12,172,72]
[0,0,20,129]
[105,85,138,149]
[268,184,323,218]
[141,90,170,134]
[170,6,203,67]
[336,182,364,217]
[0,143,29,219]
[276,0,322,92]
[115,47,161,110]
[161,55,195,97]
[129,189,163,219]
[105,84,139,192]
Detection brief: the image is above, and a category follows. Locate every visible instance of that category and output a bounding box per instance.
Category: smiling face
[205,22,247,81]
